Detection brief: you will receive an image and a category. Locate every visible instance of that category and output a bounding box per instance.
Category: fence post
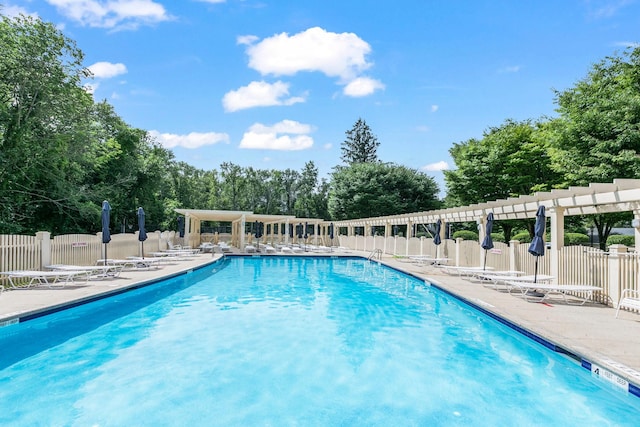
[36,231,51,270]
[608,244,627,307]
[509,240,519,272]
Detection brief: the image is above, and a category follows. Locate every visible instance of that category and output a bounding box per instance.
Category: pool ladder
[368,249,383,260]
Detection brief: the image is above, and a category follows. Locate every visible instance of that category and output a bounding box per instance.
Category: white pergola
[330,179,640,277]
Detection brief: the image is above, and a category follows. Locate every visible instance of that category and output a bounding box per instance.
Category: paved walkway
[1,251,639,391]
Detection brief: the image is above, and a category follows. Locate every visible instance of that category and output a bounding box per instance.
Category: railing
[368,249,383,260]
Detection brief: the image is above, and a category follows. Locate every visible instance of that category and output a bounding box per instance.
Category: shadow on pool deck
[1,251,639,393]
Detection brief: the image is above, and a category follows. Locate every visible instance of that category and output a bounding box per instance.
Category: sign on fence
[71,242,88,247]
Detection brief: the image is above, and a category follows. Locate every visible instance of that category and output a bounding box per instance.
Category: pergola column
[633,209,640,253]
[548,207,565,281]
[406,219,413,255]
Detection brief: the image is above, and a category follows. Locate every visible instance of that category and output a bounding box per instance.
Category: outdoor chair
[615,289,640,318]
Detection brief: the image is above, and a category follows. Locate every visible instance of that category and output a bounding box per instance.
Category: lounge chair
[167,240,192,250]
[46,264,124,279]
[506,281,602,305]
[438,265,494,277]
[263,244,277,254]
[615,289,640,318]
[218,242,233,253]
[0,270,90,289]
[245,245,257,253]
[475,273,554,290]
[96,258,157,270]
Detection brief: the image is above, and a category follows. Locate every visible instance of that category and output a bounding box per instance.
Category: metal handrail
[368,249,382,260]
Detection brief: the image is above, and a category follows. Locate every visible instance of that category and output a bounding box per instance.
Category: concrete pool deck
[1,251,639,393]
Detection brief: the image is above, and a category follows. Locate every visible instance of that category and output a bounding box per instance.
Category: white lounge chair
[438,265,494,277]
[46,264,124,279]
[218,242,233,253]
[245,245,257,253]
[476,273,554,290]
[263,244,277,254]
[615,289,640,318]
[0,270,90,289]
[506,281,602,305]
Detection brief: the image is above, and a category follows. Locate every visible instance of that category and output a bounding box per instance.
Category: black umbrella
[138,207,147,259]
[329,223,335,250]
[528,206,546,283]
[481,212,495,270]
[101,200,111,261]
[393,225,398,237]
[433,220,442,245]
[254,221,263,249]
[289,223,294,239]
[177,216,185,238]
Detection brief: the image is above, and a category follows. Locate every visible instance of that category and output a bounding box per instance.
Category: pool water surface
[0,256,639,426]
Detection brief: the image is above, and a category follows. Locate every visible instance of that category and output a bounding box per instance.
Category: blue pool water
[0,256,639,426]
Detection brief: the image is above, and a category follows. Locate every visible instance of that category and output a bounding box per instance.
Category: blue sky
[3,0,640,194]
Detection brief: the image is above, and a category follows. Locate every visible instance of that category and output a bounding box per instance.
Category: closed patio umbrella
[528,206,546,283]
[254,221,263,249]
[481,213,494,270]
[433,220,442,246]
[177,216,185,238]
[433,219,442,258]
[101,201,111,261]
[137,207,147,259]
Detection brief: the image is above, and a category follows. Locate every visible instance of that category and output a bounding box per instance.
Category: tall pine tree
[340,118,380,165]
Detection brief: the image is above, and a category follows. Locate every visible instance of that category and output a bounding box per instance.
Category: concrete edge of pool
[1,252,640,399]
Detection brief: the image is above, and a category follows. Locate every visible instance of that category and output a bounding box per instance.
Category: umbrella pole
[141,241,145,259]
[534,257,539,283]
[104,243,107,263]
[483,249,487,270]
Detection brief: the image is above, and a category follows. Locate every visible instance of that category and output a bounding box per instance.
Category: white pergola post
[406,219,413,255]
[548,207,565,282]
[239,214,246,250]
[633,209,640,253]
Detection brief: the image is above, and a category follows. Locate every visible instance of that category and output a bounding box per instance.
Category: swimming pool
[0,256,639,425]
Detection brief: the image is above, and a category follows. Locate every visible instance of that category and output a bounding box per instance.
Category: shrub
[606,234,634,248]
[491,232,505,243]
[564,233,589,246]
[511,232,531,243]
[453,230,478,241]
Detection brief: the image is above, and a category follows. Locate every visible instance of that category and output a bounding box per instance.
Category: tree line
[0,14,439,236]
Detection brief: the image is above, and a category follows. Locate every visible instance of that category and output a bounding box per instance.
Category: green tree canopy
[550,47,640,248]
[328,163,441,220]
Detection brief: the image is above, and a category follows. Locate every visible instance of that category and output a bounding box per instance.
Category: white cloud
[149,130,230,149]
[430,105,439,113]
[84,83,98,94]
[195,0,226,3]
[2,5,36,17]
[88,61,127,78]
[498,65,521,73]
[416,125,430,132]
[422,161,449,172]
[613,41,640,48]
[222,80,306,112]
[45,0,170,29]
[239,120,314,151]
[323,143,332,150]
[343,77,385,97]
[244,27,372,81]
